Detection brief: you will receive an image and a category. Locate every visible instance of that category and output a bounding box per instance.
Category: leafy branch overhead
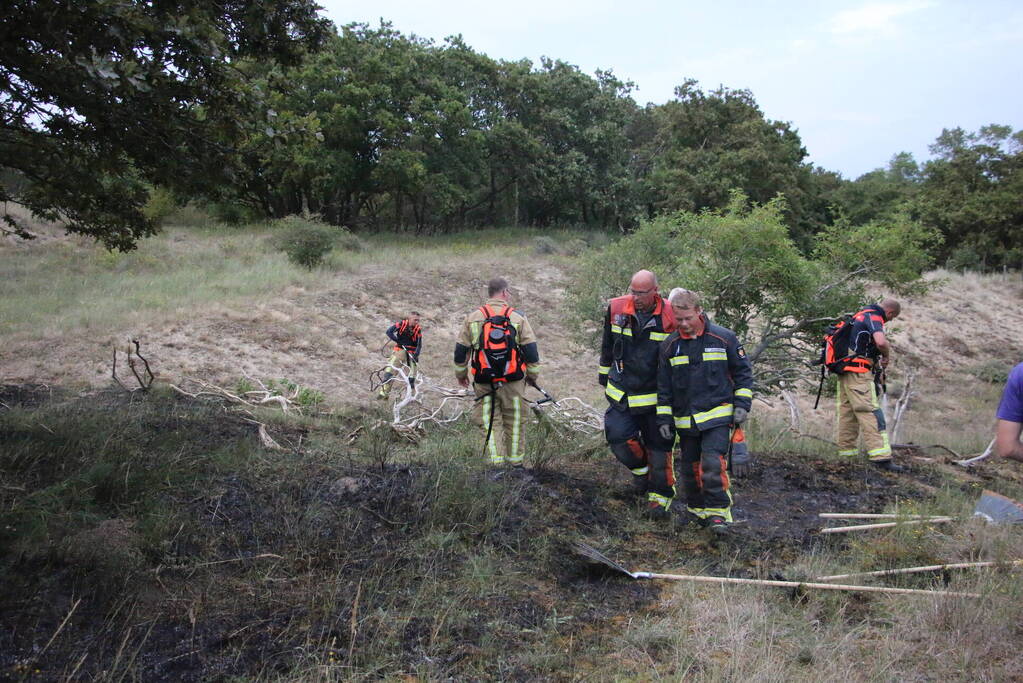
[0,0,329,250]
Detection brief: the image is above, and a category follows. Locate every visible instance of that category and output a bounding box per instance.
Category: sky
[319,0,1022,179]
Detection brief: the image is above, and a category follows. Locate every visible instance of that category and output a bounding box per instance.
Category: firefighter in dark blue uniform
[599,270,677,518]
[655,289,753,532]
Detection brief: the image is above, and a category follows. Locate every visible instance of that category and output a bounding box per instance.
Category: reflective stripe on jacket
[655,314,754,431]
[599,295,676,414]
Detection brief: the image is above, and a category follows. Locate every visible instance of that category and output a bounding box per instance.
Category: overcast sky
[318,0,1022,179]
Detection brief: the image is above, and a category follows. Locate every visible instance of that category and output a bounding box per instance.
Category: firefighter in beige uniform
[454,277,541,466]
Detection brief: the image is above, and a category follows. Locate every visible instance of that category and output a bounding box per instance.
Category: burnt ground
[0,384,1006,681]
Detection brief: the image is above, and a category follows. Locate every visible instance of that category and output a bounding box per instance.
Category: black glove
[733,407,748,424]
[731,447,752,477]
[598,374,608,387]
[409,376,416,390]
[658,423,674,442]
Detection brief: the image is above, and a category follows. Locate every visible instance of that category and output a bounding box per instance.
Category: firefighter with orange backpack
[377,312,423,400]
[454,277,541,467]
[599,269,678,517]
[655,289,753,533]
[830,298,902,471]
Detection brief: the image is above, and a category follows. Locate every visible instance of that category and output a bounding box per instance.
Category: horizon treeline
[2,8,1020,268]
[183,23,1023,269]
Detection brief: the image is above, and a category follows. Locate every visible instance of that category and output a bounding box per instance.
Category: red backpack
[471,304,523,384]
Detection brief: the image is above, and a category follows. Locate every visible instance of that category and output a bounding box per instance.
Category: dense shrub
[274,216,336,268]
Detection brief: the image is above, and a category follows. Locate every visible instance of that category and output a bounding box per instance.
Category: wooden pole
[636,572,978,598]
[816,559,1023,582]
[819,517,955,534]
[819,513,950,520]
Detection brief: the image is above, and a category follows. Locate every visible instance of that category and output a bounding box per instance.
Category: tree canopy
[0,0,328,249]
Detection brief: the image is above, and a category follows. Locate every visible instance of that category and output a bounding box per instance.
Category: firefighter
[377,312,423,400]
[453,277,541,467]
[655,289,753,533]
[599,269,677,518]
[835,298,901,471]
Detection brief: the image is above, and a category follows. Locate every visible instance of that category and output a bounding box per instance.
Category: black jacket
[598,296,675,413]
[656,314,753,431]
[387,321,422,361]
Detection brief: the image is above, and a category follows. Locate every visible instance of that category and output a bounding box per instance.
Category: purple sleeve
[997,363,1023,423]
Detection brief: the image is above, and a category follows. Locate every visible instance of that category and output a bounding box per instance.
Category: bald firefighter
[454,277,541,467]
[599,269,677,518]
[834,298,902,471]
[377,312,422,400]
[656,289,753,533]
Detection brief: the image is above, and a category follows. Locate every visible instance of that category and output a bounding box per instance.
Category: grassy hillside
[3,215,1023,680]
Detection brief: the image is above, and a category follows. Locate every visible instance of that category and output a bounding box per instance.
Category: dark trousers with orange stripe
[678,425,731,515]
[604,406,672,487]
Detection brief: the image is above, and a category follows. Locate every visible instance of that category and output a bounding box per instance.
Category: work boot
[631,475,648,497]
[376,388,388,400]
[644,502,671,521]
[870,459,905,473]
[706,515,730,534]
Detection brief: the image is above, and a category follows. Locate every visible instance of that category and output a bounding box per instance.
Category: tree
[916,125,1023,268]
[569,193,938,394]
[828,152,921,226]
[635,80,821,244]
[0,0,328,250]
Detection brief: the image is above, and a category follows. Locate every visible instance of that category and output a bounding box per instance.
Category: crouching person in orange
[377,312,422,400]
[453,277,541,467]
[656,289,753,533]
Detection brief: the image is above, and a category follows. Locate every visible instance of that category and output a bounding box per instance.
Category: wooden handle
[820,517,955,534]
[638,572,977,598]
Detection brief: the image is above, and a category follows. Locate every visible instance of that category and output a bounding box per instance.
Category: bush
[533,236,559,255]
[274,216,335,268]
[141,185,177,225]
[969,359,1011,384]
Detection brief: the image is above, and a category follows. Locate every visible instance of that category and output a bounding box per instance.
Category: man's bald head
[880,298,901,319]
[628,270,659,312]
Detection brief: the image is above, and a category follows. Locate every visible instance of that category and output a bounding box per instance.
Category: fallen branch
[956,438,996,467]
[815,559,1023,582]
[820,517,955,534]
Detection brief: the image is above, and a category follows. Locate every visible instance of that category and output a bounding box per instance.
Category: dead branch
[956,438,996,467]
[112,339,154,392]
[888,371,915,444]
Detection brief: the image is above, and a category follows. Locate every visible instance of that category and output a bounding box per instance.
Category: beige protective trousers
[378,348,418,397]
[836,371,892,461]
[473,380,527,465]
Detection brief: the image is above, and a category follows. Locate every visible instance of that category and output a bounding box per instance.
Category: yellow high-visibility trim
[482,394,500,462]
[734,388,752,399]
[648,331,669,341]
[631,466,649,476]
[703,351,728,362]
[674,415,692,429]
[598,365,611,375]
[628,393,657,408]
[648,492,673,508]
[610,324,633,337]
[656,405,672,416]
[693,404,734,424]
[669,355,689,366]
[837,449,858,457]
[605,382,625,402]
[509,395,522,462]
[702,506,733,523]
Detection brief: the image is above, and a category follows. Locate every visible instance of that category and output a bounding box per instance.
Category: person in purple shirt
[996,362,1023,461]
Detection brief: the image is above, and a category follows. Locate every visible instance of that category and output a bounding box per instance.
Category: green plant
[274,216,336,268]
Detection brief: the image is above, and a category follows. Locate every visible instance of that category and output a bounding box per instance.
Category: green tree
[829,152,921,226]
[0,0,328,250]
[916,125,1023,268]
[636,80,821,244]
[570,193,938,393]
